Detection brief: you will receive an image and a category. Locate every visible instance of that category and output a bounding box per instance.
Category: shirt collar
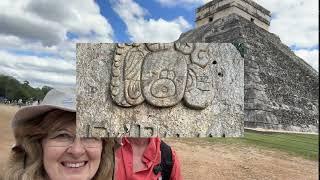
[122,137,161,165]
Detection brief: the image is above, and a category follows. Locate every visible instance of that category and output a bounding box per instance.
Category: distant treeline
[0,74,52,103]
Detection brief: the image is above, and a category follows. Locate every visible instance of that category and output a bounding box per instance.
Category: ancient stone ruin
[179,0,319,133]
[195,0,271,31]
[77,43,244,137]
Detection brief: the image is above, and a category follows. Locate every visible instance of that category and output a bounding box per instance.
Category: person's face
[41,113,102,180]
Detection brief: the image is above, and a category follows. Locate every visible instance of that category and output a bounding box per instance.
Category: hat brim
[12,104,75,128]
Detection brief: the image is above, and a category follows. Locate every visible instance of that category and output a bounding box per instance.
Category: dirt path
[0,105,318,179]
[0,105,17,174]
[165,139,318,180]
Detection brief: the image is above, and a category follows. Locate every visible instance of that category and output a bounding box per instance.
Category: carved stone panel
[123,47,146,105]
[112,44,151,106]
[77,43,244,138]
[141,49,188,107]
[184,64,213,109]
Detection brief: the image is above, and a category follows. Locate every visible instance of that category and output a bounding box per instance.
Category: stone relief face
[110,43,213,109]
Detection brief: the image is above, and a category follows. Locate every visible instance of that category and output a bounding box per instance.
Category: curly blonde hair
[4,110,114,180]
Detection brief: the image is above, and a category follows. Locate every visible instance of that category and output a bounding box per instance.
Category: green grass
[201,130,319,161]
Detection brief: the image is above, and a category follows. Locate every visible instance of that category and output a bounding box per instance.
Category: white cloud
[0,0,114,45]
[0,0,114,88]
[255,0,319,71]
[156,0,319,48]
[112,0,191,42]
[294,49,319,71]
[256,0,318,48]
[0,50,75,88]
[0,13,64,46]
[155,0,319,71]
[155,0,208,7]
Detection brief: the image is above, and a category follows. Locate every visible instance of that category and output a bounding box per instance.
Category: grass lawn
[201,129,319,161]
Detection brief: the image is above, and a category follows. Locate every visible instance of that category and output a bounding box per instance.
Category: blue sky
[96,0,197,42]
[0,0,318,88]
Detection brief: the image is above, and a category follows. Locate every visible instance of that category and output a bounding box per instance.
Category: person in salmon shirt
[114,136,182,180]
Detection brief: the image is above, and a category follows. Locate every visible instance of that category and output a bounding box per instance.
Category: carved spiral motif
[191,43,211,68]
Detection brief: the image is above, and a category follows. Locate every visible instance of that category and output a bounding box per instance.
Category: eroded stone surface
[77,43,244,137]
[178,14,319,133]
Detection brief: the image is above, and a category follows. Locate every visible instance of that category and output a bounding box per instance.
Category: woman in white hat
[3,88,114,180]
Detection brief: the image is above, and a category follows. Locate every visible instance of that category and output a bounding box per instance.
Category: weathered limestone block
[77,43,244,137]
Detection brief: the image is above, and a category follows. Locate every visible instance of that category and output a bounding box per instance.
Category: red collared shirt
[115,137,182,180]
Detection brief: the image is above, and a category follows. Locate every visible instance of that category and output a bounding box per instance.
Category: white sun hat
[12,88,76,128]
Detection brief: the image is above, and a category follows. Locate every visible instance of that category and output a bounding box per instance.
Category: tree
[0,74,52,103]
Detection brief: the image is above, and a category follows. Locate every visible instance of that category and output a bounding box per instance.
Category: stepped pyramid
[178,0,319,132]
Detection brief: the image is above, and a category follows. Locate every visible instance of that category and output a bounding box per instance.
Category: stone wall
[76,43,244,137]
[178,14,319,133]
[196,0,270,31]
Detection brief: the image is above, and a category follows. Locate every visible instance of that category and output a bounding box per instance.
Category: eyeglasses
[45,131,101,148]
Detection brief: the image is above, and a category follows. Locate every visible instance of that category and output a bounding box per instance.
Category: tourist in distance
[4,88,114,180]
[114,136,182,180]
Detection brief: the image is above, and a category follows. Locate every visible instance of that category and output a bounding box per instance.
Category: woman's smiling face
[41,113,102,180]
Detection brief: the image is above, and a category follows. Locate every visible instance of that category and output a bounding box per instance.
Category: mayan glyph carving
[110,43,215,109]
[77,43,244,137]
[184,64,212,109]
[111,43,149,106]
